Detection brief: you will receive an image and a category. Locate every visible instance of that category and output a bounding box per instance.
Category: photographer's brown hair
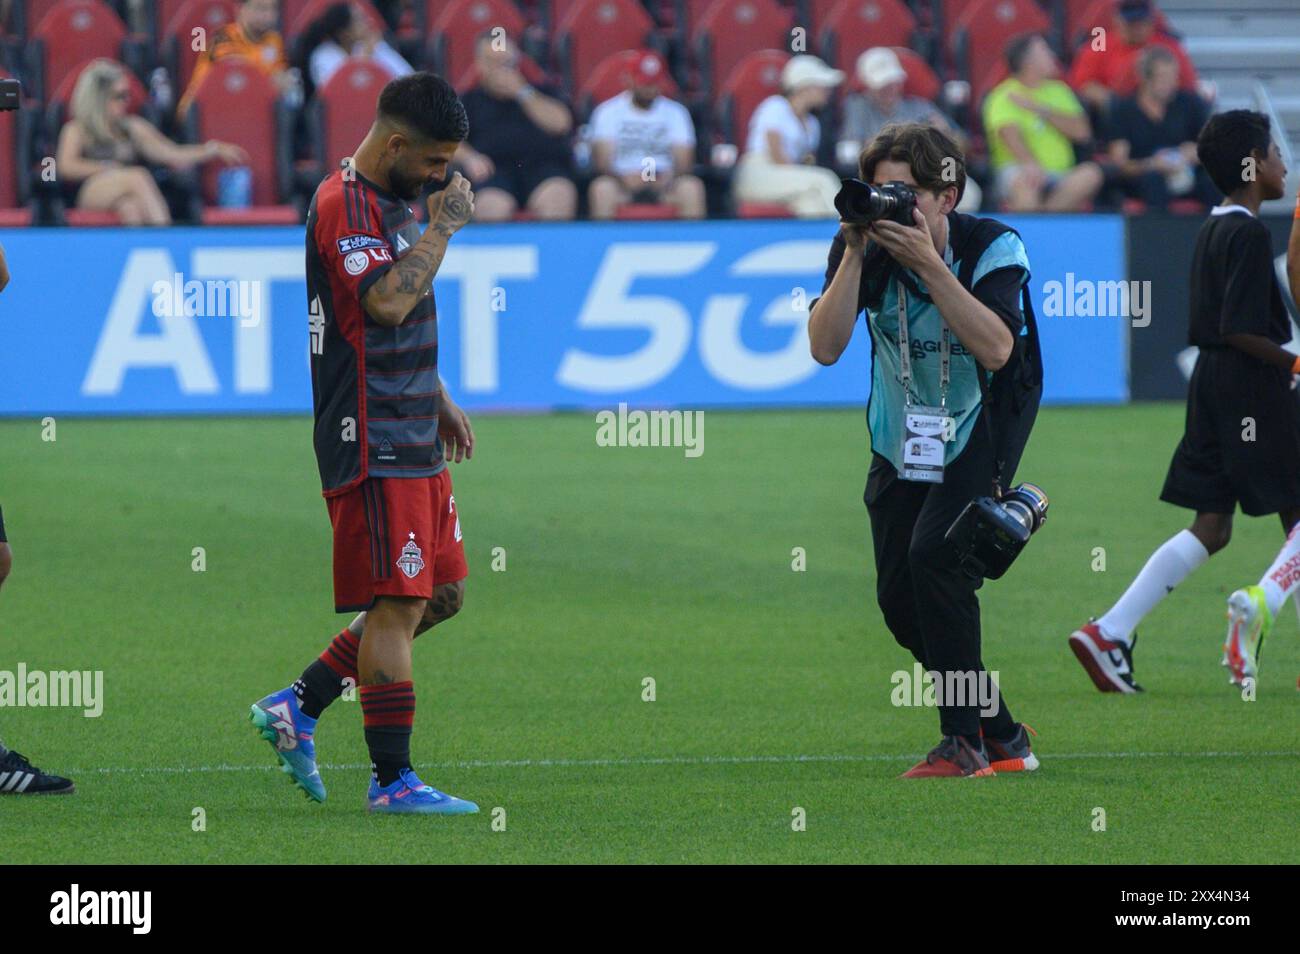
[857,122,966,207]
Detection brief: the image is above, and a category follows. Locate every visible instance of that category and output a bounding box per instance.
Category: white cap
[856,47,906,90]
[781,55,845,92]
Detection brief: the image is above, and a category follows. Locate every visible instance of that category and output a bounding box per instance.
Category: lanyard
[895,242,954,408]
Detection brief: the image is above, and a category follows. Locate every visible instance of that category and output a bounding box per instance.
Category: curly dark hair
[1196,109,1271,196]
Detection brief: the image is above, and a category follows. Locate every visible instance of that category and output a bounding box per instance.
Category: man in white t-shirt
[588,51,704,219]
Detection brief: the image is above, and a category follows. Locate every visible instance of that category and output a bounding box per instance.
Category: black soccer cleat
[0,749,75,795]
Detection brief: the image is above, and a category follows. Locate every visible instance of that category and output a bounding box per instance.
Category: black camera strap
[952,216,1043,497]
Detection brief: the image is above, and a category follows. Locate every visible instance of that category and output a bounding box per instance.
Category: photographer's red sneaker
[900,735,994,778]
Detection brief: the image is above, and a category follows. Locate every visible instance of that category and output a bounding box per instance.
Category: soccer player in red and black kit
[248,73,480,814]
[1069,110,1300,693]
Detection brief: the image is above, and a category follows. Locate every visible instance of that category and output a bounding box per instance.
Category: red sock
[319,628,360,681]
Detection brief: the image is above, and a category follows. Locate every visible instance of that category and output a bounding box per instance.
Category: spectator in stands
[178,0,291,118]
[57,59,248,225]
[840,47,981,212]
[1068,0,1197,112]
[733,54,843,218]
[983,33,1103,212]
[1104,46,1216,209]
[587,51,704,220]
[293,2,412,102]
[455,32,576,221]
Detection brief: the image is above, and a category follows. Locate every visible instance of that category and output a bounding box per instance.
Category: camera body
[945,483,1048,580]
[834,178,918,226]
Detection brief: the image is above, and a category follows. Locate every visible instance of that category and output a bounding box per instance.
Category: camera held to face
[834,178,918,226]
[945,483,1049,580]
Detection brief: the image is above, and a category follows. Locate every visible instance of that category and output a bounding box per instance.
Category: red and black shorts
[325,470,467,613]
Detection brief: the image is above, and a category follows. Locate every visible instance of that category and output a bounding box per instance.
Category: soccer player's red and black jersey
[305,168,444,496]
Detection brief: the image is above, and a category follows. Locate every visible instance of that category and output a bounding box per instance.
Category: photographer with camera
[808,123,1045,778]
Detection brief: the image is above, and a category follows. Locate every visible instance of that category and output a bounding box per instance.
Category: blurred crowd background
[0,0,1293,226]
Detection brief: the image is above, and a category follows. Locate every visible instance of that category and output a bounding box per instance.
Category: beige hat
[856,47,907,90]
[781,55,845,91]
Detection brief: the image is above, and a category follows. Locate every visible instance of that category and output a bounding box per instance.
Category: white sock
[1259,523,1300,617]
[1097,529,1210,645]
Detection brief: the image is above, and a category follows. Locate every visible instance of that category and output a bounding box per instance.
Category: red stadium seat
[951,0,1050,106]
[183,57,297,218]
[428,0,527,95]
[935,0,979,34]
[894,46,941,102]
[1065,0,1170,50]
[47,57,149,112]
[287,0,384,40]
[818,0,918,75]
[554,0,655,96]
[716,48,788,146]
[27,0,128,101]
[20,0,70,34]
[577,49,681,118]
[735,200,794,218]
[64,208,123,224]
[614,202,680,220]
[694,0,792,98]
[312,57,389,169]
[162,0,238,91]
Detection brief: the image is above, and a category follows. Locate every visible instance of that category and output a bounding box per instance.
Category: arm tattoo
[389,246,442,296]
[434,191,471,237]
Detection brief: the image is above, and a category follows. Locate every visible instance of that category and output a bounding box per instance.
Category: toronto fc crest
[397,532,425,579]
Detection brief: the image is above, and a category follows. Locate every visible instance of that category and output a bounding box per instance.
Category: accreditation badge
[900,405,954,483]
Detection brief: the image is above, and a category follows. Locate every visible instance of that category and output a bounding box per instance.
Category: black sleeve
[1102,97,1136,147]
[807,232,867,317]
[972,266,1027,334]
[1220,222,1278,337]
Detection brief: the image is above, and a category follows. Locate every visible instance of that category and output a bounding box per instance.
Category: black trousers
[865,412,1017,740]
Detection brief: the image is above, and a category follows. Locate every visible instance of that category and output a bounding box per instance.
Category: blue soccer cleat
[367,768,478,815]
[249,687,326,803]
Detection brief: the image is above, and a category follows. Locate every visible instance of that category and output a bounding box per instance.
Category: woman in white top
[733,54,844,218]
[294,2,413,101]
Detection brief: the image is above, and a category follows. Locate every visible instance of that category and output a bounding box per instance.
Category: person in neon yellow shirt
[983,33,1103,211]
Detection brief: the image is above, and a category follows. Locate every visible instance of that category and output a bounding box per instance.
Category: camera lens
[1002,484,1049,533]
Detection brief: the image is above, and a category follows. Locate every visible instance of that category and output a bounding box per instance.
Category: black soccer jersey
[1188,207,1290,348]
[305,169,445,496]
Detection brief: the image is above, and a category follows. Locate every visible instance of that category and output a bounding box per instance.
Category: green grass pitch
[1,404,1297,863]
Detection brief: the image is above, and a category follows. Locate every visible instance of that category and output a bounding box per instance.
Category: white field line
[66,749,1300,777]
